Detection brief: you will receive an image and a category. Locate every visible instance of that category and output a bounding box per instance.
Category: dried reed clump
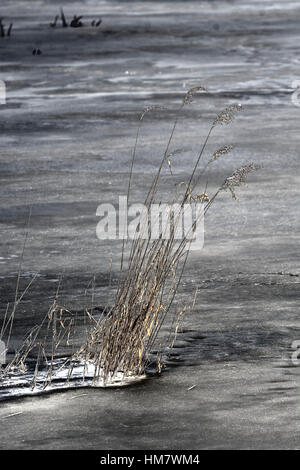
[0,87,260,388]
[79,89,261,385]
[0,297,92,388]
[0,266,96,388]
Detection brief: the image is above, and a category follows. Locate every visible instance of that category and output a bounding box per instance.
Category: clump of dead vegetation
[0,18,13,38]
[0,87,260,389]
[78,89,260,385]
[50,8,102,29]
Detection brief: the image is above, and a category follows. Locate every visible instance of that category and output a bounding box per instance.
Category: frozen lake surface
[0,0,300,449]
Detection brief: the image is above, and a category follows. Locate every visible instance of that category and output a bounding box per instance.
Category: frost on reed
[0,88,261,388]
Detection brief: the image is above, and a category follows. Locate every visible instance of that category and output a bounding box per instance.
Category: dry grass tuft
[77,89,260,385]
[0,88,261,388]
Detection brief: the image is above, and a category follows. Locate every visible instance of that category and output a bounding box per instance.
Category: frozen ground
[0,0,300,449]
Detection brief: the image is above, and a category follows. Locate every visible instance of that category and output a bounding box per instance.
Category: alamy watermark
[290,340,300,366]
[96,196,205,250]
[0,80,6,105]
[0,340,6,366]
[291,80,300,107]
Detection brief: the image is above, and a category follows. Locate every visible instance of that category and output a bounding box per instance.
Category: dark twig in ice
[50,15,59,28]
[70,16,83,28]
[60,8,68,27]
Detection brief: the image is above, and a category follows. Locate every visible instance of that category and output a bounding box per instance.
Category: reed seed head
[221,163,261,200]
[209,145,234,163]
[139,105,165,121]
[214,104,243,126]
[183,86,207,105]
